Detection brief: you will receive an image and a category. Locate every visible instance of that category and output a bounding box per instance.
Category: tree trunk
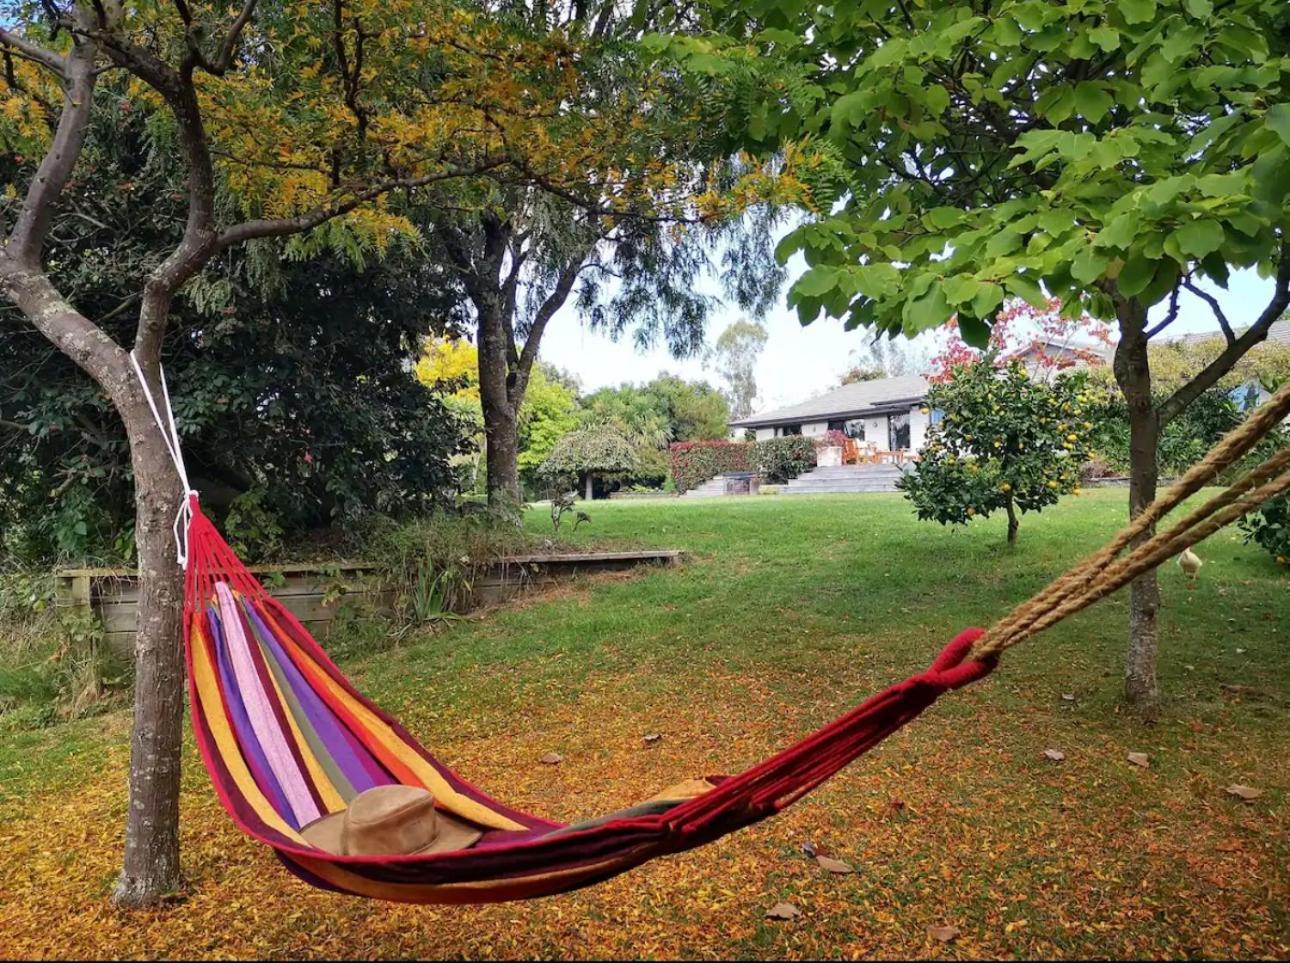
[1005,495,1019,545]
[112,396,187,906]
[584,472,594,502]
[1114,304,1162,713]
[477,308,522,510]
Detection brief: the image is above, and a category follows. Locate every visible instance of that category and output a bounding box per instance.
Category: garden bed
[56,549,686,655]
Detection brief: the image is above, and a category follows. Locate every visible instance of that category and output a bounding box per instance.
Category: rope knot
[913,628,997,693]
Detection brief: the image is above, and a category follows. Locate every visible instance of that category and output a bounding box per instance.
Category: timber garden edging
[57,549,685,656]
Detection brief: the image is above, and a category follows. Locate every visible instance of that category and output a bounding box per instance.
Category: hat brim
[300,805,484,856]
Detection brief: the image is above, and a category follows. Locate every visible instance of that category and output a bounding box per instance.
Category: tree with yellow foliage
[0,0,613,907]
[416,337,580,489]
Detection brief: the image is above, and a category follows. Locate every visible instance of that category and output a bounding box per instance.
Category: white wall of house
[743,406,932,449]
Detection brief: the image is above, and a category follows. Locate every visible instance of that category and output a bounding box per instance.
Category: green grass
[1,488,1286,959]
[352,488,1287,729]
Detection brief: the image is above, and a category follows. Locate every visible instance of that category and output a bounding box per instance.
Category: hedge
[753,436,818,483]
[668,441,753,493]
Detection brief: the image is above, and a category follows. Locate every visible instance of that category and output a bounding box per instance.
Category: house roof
[730,374,930,428]
[1169,317,1290,349]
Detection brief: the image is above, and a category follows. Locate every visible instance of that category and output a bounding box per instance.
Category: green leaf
[957,313,992,349]
[1036,85,1077,122]
[1267,104,1290,147]
[943,276,983,306]
[1252,145,1290,204]
[1005,274,1047,308]
[1173,219,1225,259]
[851,263,902,300]
[971,282,1005,318]
[923,206,965,230]
[1088,26,1121,52]
[1184,0,1212,18]
[1074,83,1114,123]
[923,84,951,116]
[830,91,868,131]
[1071,249,1109,284]
[1161,26,1202,62]
[1118,253,1156,296]
[903,282,953,332]
[794,266,842,298]
[1118,0,1157,24]
[1095,212,1139,250]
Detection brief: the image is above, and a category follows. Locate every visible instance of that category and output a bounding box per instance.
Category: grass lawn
[0,488,1286,959]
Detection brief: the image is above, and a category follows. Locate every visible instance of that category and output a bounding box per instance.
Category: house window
[829,418,866,440]
[888,412,911,450]
[777,424,802,436]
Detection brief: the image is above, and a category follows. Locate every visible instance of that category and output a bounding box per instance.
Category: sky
[538,254,1277,416]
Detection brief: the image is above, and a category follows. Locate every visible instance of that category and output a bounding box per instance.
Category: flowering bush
[668,440,753,493]
[814,430,848,449]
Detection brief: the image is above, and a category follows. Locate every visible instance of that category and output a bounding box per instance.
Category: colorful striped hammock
[160,344,1288,906]
[182,495,995,904]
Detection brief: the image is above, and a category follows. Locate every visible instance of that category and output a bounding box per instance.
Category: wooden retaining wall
[56,549,684,657]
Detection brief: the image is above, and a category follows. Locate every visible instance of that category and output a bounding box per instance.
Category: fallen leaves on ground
[1127,752,1150,768]
[1,656,1287,960]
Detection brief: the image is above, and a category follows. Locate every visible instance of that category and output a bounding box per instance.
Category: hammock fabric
[182,494,996,905]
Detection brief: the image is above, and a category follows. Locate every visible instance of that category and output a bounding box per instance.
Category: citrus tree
[900,361,1096,544]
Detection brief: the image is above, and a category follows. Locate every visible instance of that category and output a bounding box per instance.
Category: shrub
[1240,493,1290,569]
[369,512,536,621]
[754,436,817,483]
[0,573,128,728]
[899,360,1095,544]
[668,440,753,493]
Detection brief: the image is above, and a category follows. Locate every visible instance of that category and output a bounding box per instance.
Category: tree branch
[2,22,96,267]
[1157,243,1290,426]
[1143,282,1182,340]
[1181,279,1236,345]
[512,255,582,404]
[215,160,507,249]
[0,27,67,78]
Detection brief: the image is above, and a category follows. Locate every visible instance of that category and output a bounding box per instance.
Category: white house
[729,374,933,455]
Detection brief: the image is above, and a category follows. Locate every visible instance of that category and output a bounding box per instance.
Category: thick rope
[128,351,199,568]
[972,379,1290,660]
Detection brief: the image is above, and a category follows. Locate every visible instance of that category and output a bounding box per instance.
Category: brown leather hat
[300,785,483,857]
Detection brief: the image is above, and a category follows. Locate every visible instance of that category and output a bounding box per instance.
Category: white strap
[129,350,199,568]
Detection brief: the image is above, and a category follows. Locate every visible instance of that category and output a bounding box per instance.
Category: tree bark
[112,395,186,906]
[1005,494,1019,545]
[584,471,594,501]
[476,302,522,509]
[1114,300,1161,713]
